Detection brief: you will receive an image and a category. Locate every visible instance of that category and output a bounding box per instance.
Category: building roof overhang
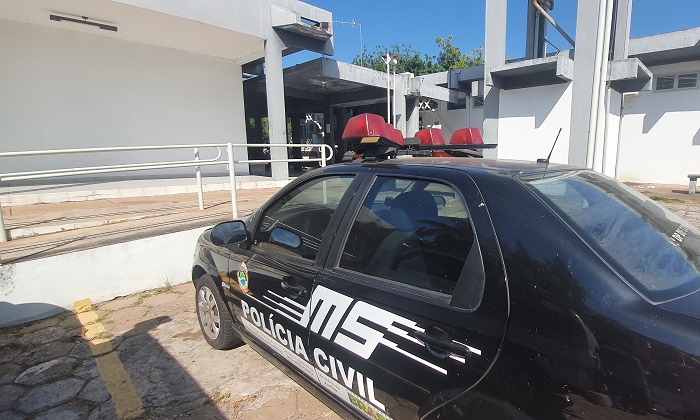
[629,28,700,67]
[489,53,574,90]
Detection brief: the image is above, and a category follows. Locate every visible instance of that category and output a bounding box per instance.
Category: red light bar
[342,113,390,139]
[414,128,446,146]
[450,127,483,145]
[391,128,404,146]
[342,113,403,159]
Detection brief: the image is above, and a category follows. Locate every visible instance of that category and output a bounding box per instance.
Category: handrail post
[194,148,204,211]
[226,143,239,219]
[0,207,7,243]
[320,144,327,167]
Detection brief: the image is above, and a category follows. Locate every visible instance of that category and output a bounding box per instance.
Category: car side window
[253,175,354,261]
[339,176,476,296]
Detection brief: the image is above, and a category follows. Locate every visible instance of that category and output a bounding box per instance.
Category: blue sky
[284,1,700,67]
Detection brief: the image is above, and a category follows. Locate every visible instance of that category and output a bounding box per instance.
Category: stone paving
[0,283,341,420]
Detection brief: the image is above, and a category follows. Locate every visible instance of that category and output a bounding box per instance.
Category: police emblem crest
[237,261,249,294]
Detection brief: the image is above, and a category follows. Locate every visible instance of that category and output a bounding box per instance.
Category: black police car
[192,114,700,419]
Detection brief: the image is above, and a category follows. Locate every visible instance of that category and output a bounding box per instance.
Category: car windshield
[525,170,700,303]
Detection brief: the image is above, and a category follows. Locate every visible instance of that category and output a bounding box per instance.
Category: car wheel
[195,275,241,350]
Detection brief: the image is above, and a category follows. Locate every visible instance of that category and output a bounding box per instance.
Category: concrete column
[231,65,250,175]
[394,76,408,136]
[265,31,289,180]
[324,103,335,165]
[483,0,507,158]
[602,90,623,177]
[612,0,633,60]
[406,97,420,138]
[569,0,605,167]
[526,0,547,59]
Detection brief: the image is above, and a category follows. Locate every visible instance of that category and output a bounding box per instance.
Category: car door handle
[414,330,471,359]
[281,279,307,298]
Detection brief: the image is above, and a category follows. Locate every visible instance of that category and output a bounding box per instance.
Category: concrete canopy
[629,28,700,67]
[245,58,393,117]
[0,0,270,62]
[490,53,575,89]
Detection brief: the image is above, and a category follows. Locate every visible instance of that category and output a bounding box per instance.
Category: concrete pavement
[0,189,281,264]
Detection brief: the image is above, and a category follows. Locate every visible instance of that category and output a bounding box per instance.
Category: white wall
[497,83,573,164]
[0,227,203,328]
[0,20,249,179]
[617,61,700,184]
[418,98,484,142]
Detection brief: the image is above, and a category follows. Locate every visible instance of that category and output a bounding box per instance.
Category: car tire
[195,275,242,350]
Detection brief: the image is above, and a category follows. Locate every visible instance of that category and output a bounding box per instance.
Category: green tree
[352,44,440,76]
[352,36,483,74]
[435,36,483,70]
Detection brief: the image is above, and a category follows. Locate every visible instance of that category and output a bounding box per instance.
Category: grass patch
[649,195,685,204]
[152,279,176,295]
[92,330,113,341]
[210,391,231,405]
[132,292,152,307]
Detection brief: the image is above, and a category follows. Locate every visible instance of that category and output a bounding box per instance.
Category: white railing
[0,142,334,243]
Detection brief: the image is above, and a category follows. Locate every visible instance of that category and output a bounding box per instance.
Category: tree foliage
[352,35,484,75]
[352,44,441,76]
[435,36,484,70]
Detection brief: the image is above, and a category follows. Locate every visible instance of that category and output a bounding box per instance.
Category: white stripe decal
[267,290,307,311]
[263,295,303,320]
[379,337,447,375]
[246,295,303,324]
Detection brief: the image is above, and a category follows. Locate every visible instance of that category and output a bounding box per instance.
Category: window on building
[678,73,699,89]
[472,95,484,108]
[655,76,675,91]
[654,73,699,91]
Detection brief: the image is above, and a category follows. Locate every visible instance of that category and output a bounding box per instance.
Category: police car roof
[348,157,580,176]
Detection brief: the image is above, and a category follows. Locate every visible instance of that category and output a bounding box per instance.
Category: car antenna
[537,128,562,164]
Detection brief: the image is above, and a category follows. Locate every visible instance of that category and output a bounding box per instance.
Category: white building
[419,28,700,185]
[2,1,699,186]
[0,0,333,181]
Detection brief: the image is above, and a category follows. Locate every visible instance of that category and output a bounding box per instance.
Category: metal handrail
[0,142,334,243]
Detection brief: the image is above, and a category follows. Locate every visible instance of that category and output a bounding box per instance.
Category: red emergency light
[450,127,484,145]
[343,113,496,161]
[342,113,389,139]
[342,113,403,159]
[414,128,446,146]
[391,128,404,146]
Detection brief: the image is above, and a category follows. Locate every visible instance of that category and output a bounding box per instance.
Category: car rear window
[525,171,700,303]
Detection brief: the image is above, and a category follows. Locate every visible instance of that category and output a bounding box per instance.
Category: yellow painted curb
[74,298,144,419]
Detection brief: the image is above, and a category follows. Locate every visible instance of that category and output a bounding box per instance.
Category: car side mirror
[269,227,302,249]
[211,221,249,246]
